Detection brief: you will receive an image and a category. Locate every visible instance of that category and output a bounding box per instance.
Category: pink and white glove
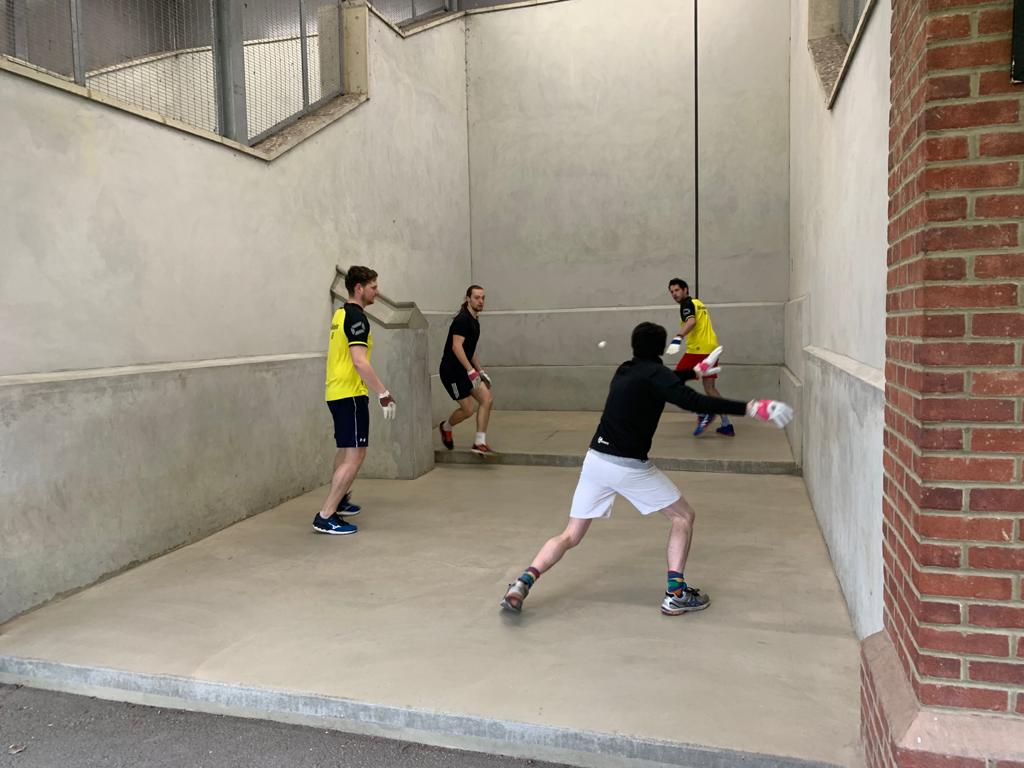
[479,370,492,388]
[468,369,482,389]
[693,346,723,380]
[746,399,794,428]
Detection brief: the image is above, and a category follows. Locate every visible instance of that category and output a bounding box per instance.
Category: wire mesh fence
[1,0,75,78]
[839,0,868,44]
[372,0,448,28]
[1,0,345,145]
[84,0,217,133]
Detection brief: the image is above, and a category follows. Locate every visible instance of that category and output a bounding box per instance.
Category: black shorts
[327,396,369,448]
[440,368,474,402]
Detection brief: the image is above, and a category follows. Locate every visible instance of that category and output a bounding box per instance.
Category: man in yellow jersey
[314,266,397,535]
[665,278,734,437]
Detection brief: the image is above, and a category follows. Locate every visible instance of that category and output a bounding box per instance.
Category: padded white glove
[746,399,793,428]
[379,391,397,420]
[693,346,723,379]
[468,369,482,389]
[479,370,492,388]
[665,336,684,356]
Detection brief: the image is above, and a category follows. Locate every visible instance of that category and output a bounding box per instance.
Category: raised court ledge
[0,656,841,768]
[435,449,802,475]
[0,354,325,387]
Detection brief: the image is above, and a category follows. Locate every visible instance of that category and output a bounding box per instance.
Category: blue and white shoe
[313,513,358,535]
[337,493,361,516]
[661,587,710,615]
[693,414,714,436]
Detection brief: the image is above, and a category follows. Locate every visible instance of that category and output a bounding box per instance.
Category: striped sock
[520,567,540,587]
[667,570,686,596]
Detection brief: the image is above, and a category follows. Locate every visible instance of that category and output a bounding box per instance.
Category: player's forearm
[452,342,474,372]
[353,360,387,395]
[471,355,482,371]
[667,385,747,416]
[679,319,696,337]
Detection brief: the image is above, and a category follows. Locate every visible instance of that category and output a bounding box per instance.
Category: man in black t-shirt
[438,285,497,456]
[499,322,794,617]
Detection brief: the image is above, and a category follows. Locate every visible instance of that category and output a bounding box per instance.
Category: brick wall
[881,0,1023,733]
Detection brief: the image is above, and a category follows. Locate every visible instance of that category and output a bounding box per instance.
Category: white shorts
[569,450,682,519]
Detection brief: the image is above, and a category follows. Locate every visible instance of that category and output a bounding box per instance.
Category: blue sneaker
[693,414,713,436]
[337,493,361,516]
[313,513,357,535]
[716,424,735,437]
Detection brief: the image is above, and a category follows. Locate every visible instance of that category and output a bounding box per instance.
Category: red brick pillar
[863,1,1024,765]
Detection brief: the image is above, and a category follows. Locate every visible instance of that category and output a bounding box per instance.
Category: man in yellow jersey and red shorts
[314,266,397,535]
[665,278,734,436]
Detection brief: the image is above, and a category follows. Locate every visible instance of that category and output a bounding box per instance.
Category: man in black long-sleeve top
[500,322,793,617]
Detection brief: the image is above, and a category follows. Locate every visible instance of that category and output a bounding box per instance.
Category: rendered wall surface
[463,0,790,408]
[804,347,885,640]
[0,12,468,621]
[0,13,471,377]
[788,0,891,638]
[0,356,333,624]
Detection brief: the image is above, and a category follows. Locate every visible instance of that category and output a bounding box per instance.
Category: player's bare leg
[319,447,366,518]
[660,495,710,615]
[501,518,592,612]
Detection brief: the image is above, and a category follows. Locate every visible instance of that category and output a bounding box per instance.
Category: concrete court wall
[787,0,890,639]
[0,13,470,623]
[461,0,791,412]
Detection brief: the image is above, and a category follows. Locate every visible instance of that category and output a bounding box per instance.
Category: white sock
[721,415,731,426]
[475,432,486,445]
[442,420,451,431]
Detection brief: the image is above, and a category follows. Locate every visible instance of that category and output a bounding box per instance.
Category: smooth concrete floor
[0,465,858,766]
[438,410,796,465]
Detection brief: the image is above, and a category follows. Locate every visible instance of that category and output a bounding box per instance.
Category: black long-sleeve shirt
[588,356,748,461]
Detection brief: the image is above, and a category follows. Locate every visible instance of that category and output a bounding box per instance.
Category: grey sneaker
[500,580,531,613]
[661,587,710,615]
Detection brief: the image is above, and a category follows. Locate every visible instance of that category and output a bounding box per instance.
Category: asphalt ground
[0,685,570,768]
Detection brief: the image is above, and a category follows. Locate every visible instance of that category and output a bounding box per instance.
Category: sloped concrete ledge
[435,449,801,476]
[0,656,841,768]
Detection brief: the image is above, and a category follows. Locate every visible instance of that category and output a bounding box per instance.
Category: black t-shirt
[440,307,481,376]
[588,357,748,461]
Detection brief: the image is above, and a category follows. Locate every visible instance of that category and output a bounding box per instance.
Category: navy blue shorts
[327,396,370,448]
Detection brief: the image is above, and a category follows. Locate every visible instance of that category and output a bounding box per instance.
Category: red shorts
[676,352,718,379]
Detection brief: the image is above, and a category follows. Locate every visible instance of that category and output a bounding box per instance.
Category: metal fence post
[298,0,309,108]
[11,0,29,60]
[212,0,248,144]
[68,0,85,84]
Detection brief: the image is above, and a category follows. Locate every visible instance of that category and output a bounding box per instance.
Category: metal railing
[1,0,345,146]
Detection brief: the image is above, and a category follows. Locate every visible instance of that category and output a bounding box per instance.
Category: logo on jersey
[597,436,610,446]
[349,321,366,336]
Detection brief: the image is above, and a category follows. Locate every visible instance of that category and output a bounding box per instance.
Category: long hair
[460,284,484,312]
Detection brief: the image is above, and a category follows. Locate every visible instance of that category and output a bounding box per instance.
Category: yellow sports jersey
[679,297,719,354]
[325,303,373,401]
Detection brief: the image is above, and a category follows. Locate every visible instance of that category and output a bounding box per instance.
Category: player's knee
[668,502,694,525]
[458,400,475,417]
[563,529,586,548]
[479,387,493,406]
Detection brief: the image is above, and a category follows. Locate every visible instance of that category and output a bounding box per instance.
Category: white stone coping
[804,345,885,392]
[0,354,326,387]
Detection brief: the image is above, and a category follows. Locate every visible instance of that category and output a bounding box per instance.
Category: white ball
[597,340,607,349]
